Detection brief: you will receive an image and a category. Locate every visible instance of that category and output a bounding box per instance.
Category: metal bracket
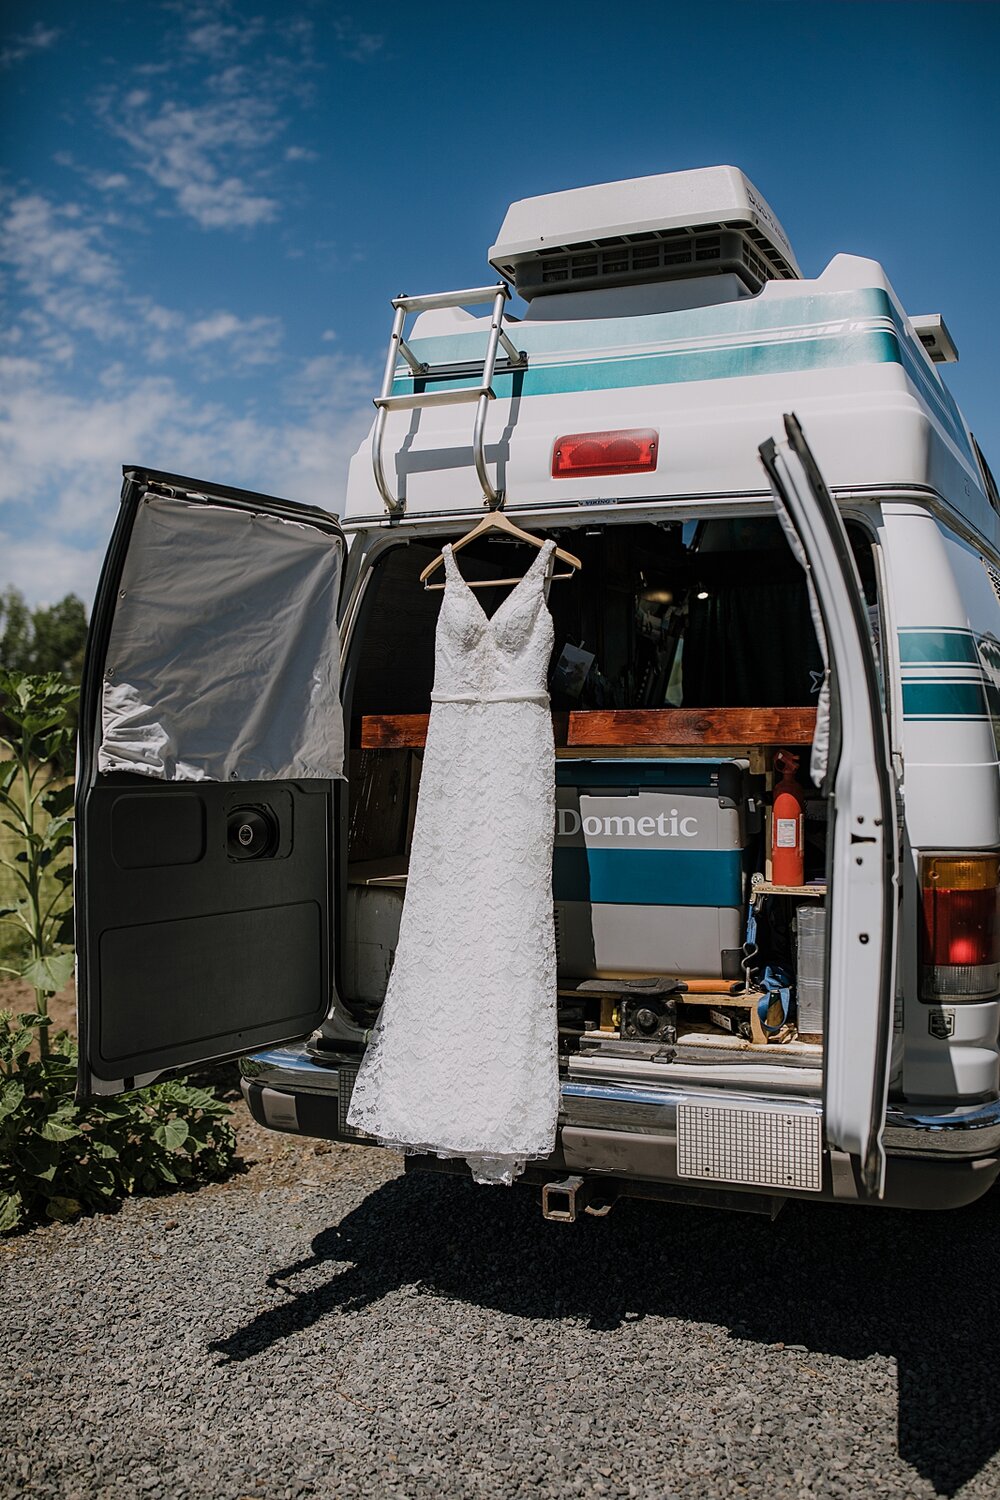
[371,282,527,516]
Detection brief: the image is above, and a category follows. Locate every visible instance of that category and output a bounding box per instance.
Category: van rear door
[75,470,346,1098]
[759,416,899,1197]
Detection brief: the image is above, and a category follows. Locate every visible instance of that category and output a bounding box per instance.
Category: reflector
[552,429,657,479]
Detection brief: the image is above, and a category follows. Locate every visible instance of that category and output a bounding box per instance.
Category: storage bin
[343,883,404,1004]
[795,903,826,1036]
[553,759,757,980]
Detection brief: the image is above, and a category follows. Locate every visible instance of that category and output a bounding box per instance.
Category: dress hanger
[419,510,583,590]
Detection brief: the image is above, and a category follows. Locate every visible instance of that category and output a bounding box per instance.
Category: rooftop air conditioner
[489,166,801,301]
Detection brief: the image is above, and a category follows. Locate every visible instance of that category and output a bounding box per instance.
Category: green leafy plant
[0,670,78,1058]
[0,670,237,1234]
[0,1012,236,1233]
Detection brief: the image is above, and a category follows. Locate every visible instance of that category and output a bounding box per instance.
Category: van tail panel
[760,416,899,1197]
[74,471,347,1099]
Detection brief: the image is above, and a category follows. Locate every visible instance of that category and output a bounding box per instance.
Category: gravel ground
[2,1095,1000,1500]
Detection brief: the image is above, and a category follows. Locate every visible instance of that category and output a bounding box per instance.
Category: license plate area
[677,1101,822,1192]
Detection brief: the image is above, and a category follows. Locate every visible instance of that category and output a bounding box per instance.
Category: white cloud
[284,353,372,410]
[91,171,130,193]
[186,310,284,364]
[333,19,384,63]
[86,4,324,231]
[0,356,375,605]
[0,188,286,370]
[187,311,248,345]
[101,89,282,230]
[54,151,131,195]
[0,534,104,607]
[185,16,264,61]
[176,175,278,230]
[2,193,117,291]
[0,22,61,70]
[0,192,134,356]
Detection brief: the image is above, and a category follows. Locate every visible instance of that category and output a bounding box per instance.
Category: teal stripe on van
[897,629,980,665]
[409,286,897,366]
[396,330,900,404]
[902,680,989,718]
[552,847,743,907]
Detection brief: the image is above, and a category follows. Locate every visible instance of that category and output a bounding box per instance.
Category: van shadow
[209,1169,1000,1497]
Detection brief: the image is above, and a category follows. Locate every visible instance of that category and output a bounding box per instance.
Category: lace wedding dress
[346,540,559,1184]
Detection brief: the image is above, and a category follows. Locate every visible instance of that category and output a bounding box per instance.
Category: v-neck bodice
[430,541,556,706]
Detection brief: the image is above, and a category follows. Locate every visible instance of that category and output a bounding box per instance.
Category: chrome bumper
[883,1097,1000,1156]
[240,1043,1000,1161]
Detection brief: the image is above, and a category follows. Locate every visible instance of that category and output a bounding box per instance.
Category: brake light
[551,429,658,479]
[920,855,1000,1000]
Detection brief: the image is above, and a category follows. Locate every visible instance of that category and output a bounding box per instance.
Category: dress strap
[530,538,556,572]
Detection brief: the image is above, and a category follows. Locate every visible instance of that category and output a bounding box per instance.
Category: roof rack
[372,282,527,515]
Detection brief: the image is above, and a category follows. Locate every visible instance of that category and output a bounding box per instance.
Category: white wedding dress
[346,540,559,1184]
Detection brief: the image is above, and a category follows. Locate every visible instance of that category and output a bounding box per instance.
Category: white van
[75,167,1000,1216]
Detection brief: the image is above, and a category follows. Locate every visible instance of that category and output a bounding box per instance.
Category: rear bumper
[239,1044,1000,1209]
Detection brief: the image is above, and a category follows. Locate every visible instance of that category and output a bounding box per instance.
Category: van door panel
[85,779,330,1083]
[76,472,345,1098]
[760,417,899,1196]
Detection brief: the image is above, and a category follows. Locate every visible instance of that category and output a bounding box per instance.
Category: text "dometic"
[557,809,698,839]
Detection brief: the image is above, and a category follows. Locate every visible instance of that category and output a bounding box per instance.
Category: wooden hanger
[419,510,583,590]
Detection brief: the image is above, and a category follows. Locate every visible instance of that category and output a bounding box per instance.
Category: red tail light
[920,855,1000,1000]
[551,429,658,479]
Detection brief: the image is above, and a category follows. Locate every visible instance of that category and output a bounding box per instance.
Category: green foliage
[0,672,78,1050]
[0,587,88,681]
[0,590,31,673]
[0,1012,236,1233]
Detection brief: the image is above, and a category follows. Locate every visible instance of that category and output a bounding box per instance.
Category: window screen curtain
[99,494,344,783]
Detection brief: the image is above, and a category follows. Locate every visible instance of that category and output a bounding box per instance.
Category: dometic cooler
[554,760,759,982]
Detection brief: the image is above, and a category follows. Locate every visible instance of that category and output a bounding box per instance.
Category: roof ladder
[372,282,527,515]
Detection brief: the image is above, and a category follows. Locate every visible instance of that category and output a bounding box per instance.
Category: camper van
[75,167,1000,1216]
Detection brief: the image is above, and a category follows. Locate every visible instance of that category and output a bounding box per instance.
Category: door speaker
[226,805,279,861]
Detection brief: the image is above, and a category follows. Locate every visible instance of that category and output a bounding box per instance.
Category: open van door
[75,470,346,1098]
[759,416,899,1197]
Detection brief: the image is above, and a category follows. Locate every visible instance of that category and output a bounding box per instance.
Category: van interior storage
[342,517,881,1066]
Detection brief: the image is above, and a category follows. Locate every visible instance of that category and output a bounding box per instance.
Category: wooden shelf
[358,707,817,752]
[752,882,827,899]
[564,708,817,748]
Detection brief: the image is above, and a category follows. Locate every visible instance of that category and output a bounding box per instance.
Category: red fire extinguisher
[771,749,805,886]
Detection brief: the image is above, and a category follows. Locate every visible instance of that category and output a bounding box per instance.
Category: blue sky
[2,0,998,605]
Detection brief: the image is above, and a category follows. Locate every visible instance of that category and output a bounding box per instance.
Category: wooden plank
[674,1023,818,1054]
[675,989,778,1045]
[359,707,817,751]
[752,881,827,899]
[680,990,764,1007]
[565,708,816,747]
[359,713,430,749]
[683,978,743,995]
